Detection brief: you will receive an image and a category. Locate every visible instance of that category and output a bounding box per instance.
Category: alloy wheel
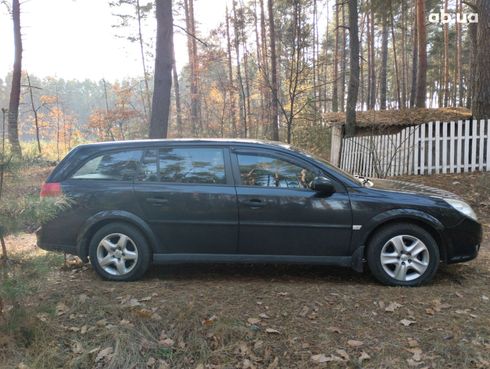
[380,235,430,282]
[96,233,139,276]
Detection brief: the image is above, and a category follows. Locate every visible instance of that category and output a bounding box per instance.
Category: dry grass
[0,168,489,369]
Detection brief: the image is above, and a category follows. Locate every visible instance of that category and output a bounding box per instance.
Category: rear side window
[72,150,143,181]
[137,147,226,184]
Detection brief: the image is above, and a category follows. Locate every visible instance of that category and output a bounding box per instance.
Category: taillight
[40,182,62,197]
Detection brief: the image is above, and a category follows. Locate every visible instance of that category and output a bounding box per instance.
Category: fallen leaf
[347,339,364,347]
[408,338,419,347]
[80,325,88,334]
[56,302,69,316]
[266,328,280,334]
[36,313,48,322]
[400,319,416,326]
[425,308,435,315]
[299,306,309,317]
[407,348,423,361]
[160,338,175,347]
[202,315,218,326]
[482,295,489,301]
[327,326,342,334]
[95,347,113,363]
[359,351,371,362]
[79,294,89,303]
[248,318,261,325]
[71,342,83,354]
[336,349,349,360]
[385,302,402,312]
[259,313,270,319]
[147,357,156,367]
[311,354,330,363]
[151,313,162,321]
[135,308,153,319]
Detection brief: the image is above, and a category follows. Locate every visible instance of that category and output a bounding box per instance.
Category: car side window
[137,147,226,184]
[72,150,144,181]
[237,153,316,189]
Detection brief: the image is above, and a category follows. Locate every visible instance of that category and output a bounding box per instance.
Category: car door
[133,145,238,254]
[232,148,352,256]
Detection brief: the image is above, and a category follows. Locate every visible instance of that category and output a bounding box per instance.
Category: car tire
[367,223,440,286]
[89,222,151,281]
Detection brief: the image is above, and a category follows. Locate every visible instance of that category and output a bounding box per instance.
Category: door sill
[153,253,352,267]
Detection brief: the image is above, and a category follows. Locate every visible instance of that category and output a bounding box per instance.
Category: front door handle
[145,197,169,205]
[241,199,266,208]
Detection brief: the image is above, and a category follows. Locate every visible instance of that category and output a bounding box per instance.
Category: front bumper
[444,218,482,264]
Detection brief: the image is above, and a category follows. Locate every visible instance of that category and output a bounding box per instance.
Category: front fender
[76,210,158,261]
[353,208,446,250]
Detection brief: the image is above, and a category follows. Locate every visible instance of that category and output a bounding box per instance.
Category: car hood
[370,179,461,200]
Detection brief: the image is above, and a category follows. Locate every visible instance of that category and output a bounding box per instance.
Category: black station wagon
[37,139,482,286]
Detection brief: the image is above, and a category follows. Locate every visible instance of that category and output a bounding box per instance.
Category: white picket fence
[340,119,490,177]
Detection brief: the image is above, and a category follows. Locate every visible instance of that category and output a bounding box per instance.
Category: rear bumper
[36,227,77,254]
[444,218,482,264]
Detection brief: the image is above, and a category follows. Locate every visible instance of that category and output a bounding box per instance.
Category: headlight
[444,198,478,221]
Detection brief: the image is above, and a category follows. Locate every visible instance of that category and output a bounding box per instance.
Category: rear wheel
[367,224,440,286]
[89,222,151,281]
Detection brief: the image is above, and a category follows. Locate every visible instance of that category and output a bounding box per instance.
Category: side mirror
[310,176,335,195]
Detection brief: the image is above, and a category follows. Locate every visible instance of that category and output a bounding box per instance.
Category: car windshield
[289,146,372,187]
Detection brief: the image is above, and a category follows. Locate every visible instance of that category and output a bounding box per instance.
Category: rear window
[72,150,143,181]
[137,147,226,184]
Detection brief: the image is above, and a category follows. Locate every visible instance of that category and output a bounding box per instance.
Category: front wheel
[89,222,151,281]
[367,224,440,286]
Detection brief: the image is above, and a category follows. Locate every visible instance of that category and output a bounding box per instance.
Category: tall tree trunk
[467,21,477,109]
[149,0,173,138]
[225,5,238,137]
[415,0,427,108]
[340,4,346,112]
[8,0,22,157]
[268,0,279,141]
[366,11,371,109]
[332,3,339,112]
[410,1,418,108]
[184,0,200,136]
[443,0,449,107]
[457,0,463,107]
[359,10,365,110]
[455,0,461,106]
[253,0,264,138]
[172,42,183,137]
[26,73,41,154]
[259,0,271,136]
[390,2,402,109]
[368,7,375,109]
[232,0,247,138]
[346,0,359,138]
[380,12,389,110]
[401,1,407,108]
[467,0,490,119]
[136,0,151,121]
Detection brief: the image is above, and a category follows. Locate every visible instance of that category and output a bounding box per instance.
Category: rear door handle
[241,199,266,208]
